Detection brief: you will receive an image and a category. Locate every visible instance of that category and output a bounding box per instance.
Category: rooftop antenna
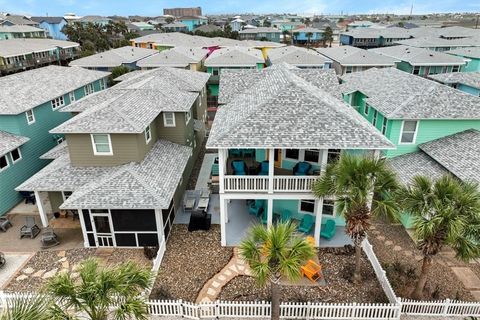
[410,2,413,16]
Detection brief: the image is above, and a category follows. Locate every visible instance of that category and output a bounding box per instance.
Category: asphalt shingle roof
[396,36,480,49]
[340,67,480,119]
[40,141,68,159]
[0,131,29,157]
[238,27,281,34]
[0,38,79,58]
[205,47,264,67]
[446,47,480,59]
[0,25,44,33]
[207,63,394,149]
[31,16,66,24]
[428,72,480,90]
[388,152,449,186]
[136,47,208,68]
[0,66,110,115]
[267,46,332,67]
[69,46,158,68]
[369,45,467,66]
[316,46,397,66]
[341,26,412,39]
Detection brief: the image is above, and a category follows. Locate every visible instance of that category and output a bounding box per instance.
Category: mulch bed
[369,221,474,301]
[150,225,233,302]
[218,248,388,303]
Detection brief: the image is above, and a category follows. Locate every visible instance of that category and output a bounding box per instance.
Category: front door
[91,213,115,247]
[274,149,282,167]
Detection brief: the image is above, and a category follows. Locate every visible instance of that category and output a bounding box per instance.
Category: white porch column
[268,148,275,193]
[321,149,328,174]
[34,191,48,227]
[220,195,227,246]
[267,198,273,228]
[77,208,90,247]
[314,198,323,247]
[155,209,166,257]
[218,149,226,193]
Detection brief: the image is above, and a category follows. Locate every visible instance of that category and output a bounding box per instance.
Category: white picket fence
[400,298,480,317]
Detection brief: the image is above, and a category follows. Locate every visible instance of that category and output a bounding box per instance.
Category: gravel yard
[150,225,233,302]
[219,248,388,303]
[369,222,474,301]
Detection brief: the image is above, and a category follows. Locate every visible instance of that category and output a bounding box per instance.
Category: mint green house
[446,47,480,72]
[0,66,109,216]
[340,67,480,158]
[429,72,480,97]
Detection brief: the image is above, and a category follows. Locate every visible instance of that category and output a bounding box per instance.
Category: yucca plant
[239,222,316,320]
[0,294,72,320]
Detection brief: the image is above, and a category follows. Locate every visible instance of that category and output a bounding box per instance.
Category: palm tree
[305,32,314,49]
[322,26,334,47]
[282,30,290,44]
[45,258,153,320]
[0,295,71,320]
[397,175,480,299]
[312,153,399,283]
[239,222,315,320]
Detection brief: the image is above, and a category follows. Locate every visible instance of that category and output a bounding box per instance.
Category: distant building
[292,27,324,45]
[163,22,188,33]
[238,27,282,43]
[163,7,202,17]
[230,18,244,32]
[0,14,39,27]
[0,25,46,40]
[31,17,68,40]
[179,16,208,32]
[193,24,222,34]
[77,15,111,27]
[130,22,155,31]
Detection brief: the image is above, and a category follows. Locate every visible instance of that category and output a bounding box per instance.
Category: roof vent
[429,53,433,57]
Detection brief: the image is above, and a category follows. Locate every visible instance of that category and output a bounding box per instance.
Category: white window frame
[0,154,9,171]
[283,149,323,165]
[363,103,369,115]
[90,134,113,156]
[372,110,378,127]
[100,78,106,90]
[299,199,315,214]
[185,110,192,125]
[69,91,76,103]
[163,112,176,127]
[303,149,321,164]
[56,136,65,144]
[144,125,152,144]
[51,96,65,110]
[10,148,22,164]
[399,120,419,144]
[322,199,336,216]
[25,109,35,125]
[84,83,94,96]
[381,117,388,135]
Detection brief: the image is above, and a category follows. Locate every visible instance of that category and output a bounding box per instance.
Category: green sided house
[428,72,480,97]
[339,67,480,158]
[0,66,109,216]
[445,47,480,72]
[17,67,210,254]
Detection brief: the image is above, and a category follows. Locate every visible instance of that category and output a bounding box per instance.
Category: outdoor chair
[19,191,36,205]
[40,227,60,249]
[0,216,12,232]
[301,259,322,283]
[298,214,315,233]
[249,200,264,217]
[293,162,312,176]
[242,149,255,158]
[258,160,269,175]
[229,149,242,158]
[261,210,268,225]
[279,209,292,222]
[320,219,337,240]
[20,216,40,239]
[231,160,247,175]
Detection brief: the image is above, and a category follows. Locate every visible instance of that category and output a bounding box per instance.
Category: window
[381,117,388,135]
[299,199,315,214]
[452,65,459,72]
[10,148,21,163]
[327,149,341,163]
[0,155,9,171]
[91,134,112,155]
[144,125,152,144]
[185,110,191,124]
[304,149,320,163]
[84,83,94,96]
[372,110,378,127]
[400,120,418,144]
[56,136,65,144]
[100,78,106,90]
[322,200,335,216]
[25,109,35,124]
[364,103,369,115]
[285,149,300,160]
[69,91,76,102]
[345,66,353,74]
[412,66,420,75]
[163,112,176,127]
[51,96,65,110]
[62,191,72,201]
[212,68,219,76]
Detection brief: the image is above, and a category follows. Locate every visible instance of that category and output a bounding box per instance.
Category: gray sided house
[266,46,332,69]
[17,67,210,252]
[137,47,208,71]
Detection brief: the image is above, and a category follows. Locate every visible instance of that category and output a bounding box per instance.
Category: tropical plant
[312,153,400,283]
[0,295,73,320]
[45,259,153,320]
[397,175,480,299]
[322,26,334,47]
[282,30,290,44]
[305,32,314,48]
[239,222,315,320]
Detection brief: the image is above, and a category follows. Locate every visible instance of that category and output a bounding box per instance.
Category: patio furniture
[229,149,242,158]
[258,160,269,176]
[40,227,59,249]
[279,209,293,222]
[19,191,36,205]
[293,162,312,176]
[0,216,12,232]
[301,259,322,283]
[183,190,197,212]
[211,157,219,176]
[20,216,40,239]
[242,149,255,158]
[197,189,210,211]
[320,220,336,240]
[0,252,5,268]
[231,160,247,175]
[298,214,314,233]
[188,209,211,232]
[249,200,264,217]
[261,210,268,225]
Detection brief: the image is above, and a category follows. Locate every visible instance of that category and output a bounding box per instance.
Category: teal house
[179,16,208,32]
[292,27,324,45]
[446,47,480,72]
[340,67,480,158]
[238,27,282,42]
[429,72,480,97]
[0,66,109,216]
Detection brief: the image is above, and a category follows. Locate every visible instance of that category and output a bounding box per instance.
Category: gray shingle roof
[31,16,66,24]
[17,139,192,210]
[396,36,480,49]
[0,38,79,58]
[60,90,119,113]
[341,26,412,39]
[40,141,68,159]
[340,67,480,119]
[428,72,480,90]
[446,47,480,60]
[0,15,38,26]
[369,45,467,66]
[0,131,29,157]
[0,66,110,115]
[136,47,208,68]
[267,46,332,67]
[207,63,394,149]
[238,27,281,34]
[316,46,397,66]
[69,46,158,68]
[205,47,264,67]
[0,25,44,33]
[419,129,480,184]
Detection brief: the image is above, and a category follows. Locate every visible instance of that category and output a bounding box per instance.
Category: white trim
[25,109,35,125]
[90,133,113,156]
[0,154,9,172]
[398,120,419,145]
[282,148,323,166]
[145,125,152,144]
[51,96,65,110]
[163,112,176,127]
[10,148,22,164]
[372,109,378,127]
[314,198,323,247]
[89,210,117,247]
[77,208,90,247]
[185,110,191,125]
[34,191,49,227]
[298,199,315,214]
[69,91,76,102]
[84,83,94,96]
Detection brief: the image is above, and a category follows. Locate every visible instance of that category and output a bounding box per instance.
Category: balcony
[223,175,317,192]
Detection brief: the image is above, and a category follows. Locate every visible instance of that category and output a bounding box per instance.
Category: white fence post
[442,298,450,316]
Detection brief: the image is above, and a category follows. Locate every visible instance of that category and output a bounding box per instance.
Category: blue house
[292,27,324,45]
[0,66,109,217]
[179,16,208,32]
[31,17,68,40]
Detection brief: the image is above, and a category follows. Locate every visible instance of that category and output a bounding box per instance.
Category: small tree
[263,20,272,27]
[397,175,480,299]
[0,295,65,320]
[322,26,333,47]
[240,222,315,320]
[282,29,290,44]
[45,259,153,320]
[305,32,313,48]
[165,17,175,24]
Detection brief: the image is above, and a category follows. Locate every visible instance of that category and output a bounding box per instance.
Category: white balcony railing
[223,175,318,193]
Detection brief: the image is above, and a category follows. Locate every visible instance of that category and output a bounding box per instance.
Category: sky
[0,0,479,17]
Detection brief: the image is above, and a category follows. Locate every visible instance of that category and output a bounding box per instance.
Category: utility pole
[410,2,413,17]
